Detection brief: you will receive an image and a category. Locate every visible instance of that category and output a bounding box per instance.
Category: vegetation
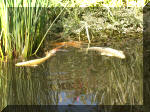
[0,40,142,110]
[0,0,144,110]
[0,0,147,60]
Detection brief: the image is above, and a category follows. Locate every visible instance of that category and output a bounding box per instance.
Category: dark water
[0,40,143,110]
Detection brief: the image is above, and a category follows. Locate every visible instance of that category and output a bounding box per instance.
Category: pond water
[0,39,143,110]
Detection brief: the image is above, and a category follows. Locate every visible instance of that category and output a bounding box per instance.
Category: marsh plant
[0,7,64,60]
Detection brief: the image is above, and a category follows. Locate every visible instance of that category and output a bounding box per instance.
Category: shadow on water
[0,39,142,110]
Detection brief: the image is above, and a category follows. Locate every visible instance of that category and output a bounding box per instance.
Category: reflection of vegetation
[46,40,143,105]
[0,64,62,111]
[0,62,14,111]
[0,39,142,111]
[0,63,7,111]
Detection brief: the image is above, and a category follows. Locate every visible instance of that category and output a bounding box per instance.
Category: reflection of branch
[100,92,105,105]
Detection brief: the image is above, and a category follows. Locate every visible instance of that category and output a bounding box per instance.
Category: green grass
[0,7,65,59]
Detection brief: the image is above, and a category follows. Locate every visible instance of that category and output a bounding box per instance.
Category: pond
[0,39,143,111]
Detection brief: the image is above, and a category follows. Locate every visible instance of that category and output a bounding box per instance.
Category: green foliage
[1,7,44,59]
[0,7,65,59]
[0,0,146,60]
[61,7,142,42]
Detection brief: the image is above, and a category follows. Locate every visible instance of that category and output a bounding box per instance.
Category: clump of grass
[0,7,44,59]
[0,1,69,60]
[0,7,64,60]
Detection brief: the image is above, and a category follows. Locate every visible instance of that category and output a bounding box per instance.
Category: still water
[0,39,143,110]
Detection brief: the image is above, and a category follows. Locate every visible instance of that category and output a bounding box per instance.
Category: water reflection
[0,40,143,110]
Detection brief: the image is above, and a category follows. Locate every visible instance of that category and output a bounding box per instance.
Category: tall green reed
[0,1,10,59]
[0,6,53,59]
[0,0,69,60]
[8,7,44,58]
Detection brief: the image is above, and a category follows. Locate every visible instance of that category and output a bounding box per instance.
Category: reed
[0,0,69,60]
[0,4,41,59]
